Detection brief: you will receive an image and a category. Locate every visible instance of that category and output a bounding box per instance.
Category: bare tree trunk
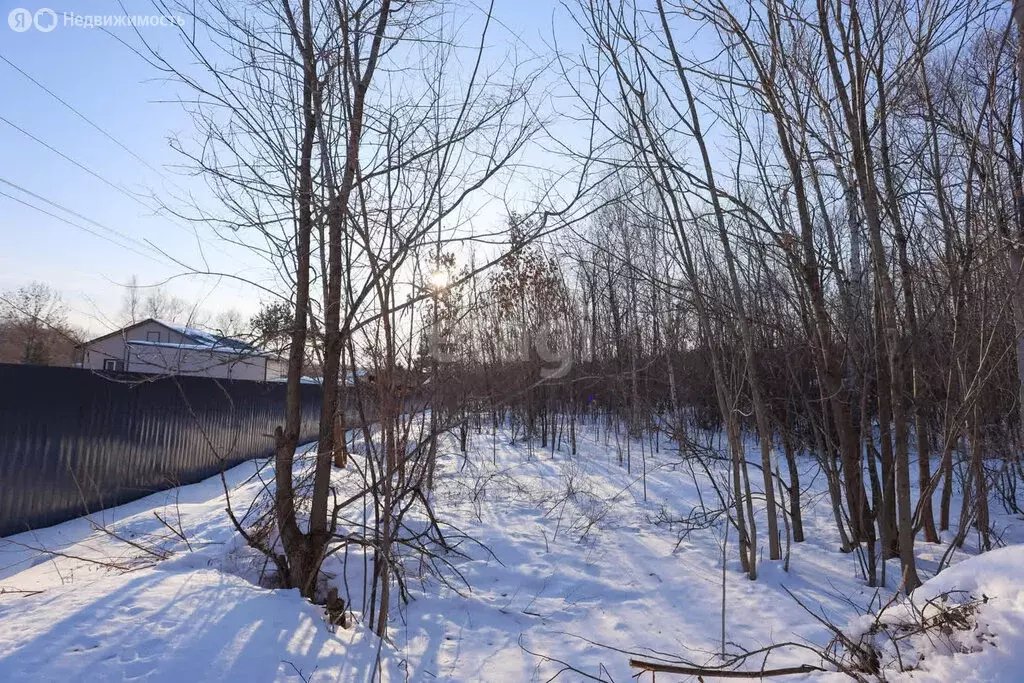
[782,427,804,543]
[656,0,781,560]
[272,0,320,596]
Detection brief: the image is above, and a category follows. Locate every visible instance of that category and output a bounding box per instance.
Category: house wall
[265,357,288,381]
[81,320,189,371]
[126,345,268,381]
[81,321,269,381]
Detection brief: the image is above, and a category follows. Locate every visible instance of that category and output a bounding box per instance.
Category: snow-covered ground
[1,421,1022,681]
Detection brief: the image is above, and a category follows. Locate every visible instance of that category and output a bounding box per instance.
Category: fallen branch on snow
[628,658,826,678]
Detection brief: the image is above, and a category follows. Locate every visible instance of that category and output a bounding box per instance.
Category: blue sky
[0,0,569,336]
[1,2,237,334]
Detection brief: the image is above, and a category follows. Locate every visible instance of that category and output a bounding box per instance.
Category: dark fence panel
[0,364,322,537]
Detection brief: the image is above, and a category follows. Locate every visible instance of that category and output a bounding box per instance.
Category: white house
[78,319,286,382]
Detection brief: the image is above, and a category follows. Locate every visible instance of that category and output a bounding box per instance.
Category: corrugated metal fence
[0,364,322,537]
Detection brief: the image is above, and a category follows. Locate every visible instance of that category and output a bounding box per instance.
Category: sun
[428,270,450,290]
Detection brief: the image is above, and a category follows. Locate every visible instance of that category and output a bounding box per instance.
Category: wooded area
[138,0,1024,648]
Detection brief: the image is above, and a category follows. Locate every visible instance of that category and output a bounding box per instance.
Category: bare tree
[0,281,78,365]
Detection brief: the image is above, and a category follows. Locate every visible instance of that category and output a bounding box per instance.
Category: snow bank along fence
[0,364,323,537]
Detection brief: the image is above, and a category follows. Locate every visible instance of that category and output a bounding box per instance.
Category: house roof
[268,376,323,384]
[155,320,259,353]
[82,318,271,357]
[268,369,371,385]
[126,339,270,357]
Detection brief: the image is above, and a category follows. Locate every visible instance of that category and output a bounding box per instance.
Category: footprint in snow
[68,638,101,653]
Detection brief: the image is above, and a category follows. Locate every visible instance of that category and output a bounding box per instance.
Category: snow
[127,339,267,356]
[1,422,1022,681]
[155,320,268,356]
[267,371,366,385]
[158,320,232,348]
[0,456,400,682]
[0,569,388,682]
[886,545,1024,682]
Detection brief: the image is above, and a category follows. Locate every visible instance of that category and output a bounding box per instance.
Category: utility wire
[0,53,178,186]
[0,112,230,266]
[0,113,162,213]
[0,53,275,276]
[0,176,165,259]
[0,188,171,267]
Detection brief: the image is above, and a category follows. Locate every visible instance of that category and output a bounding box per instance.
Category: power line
[0,176,165,259]
[0,54,265,269]
[0,53,177,186]
[0,113,166,211]
[0,112,233,264]
[0,188,172,267]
